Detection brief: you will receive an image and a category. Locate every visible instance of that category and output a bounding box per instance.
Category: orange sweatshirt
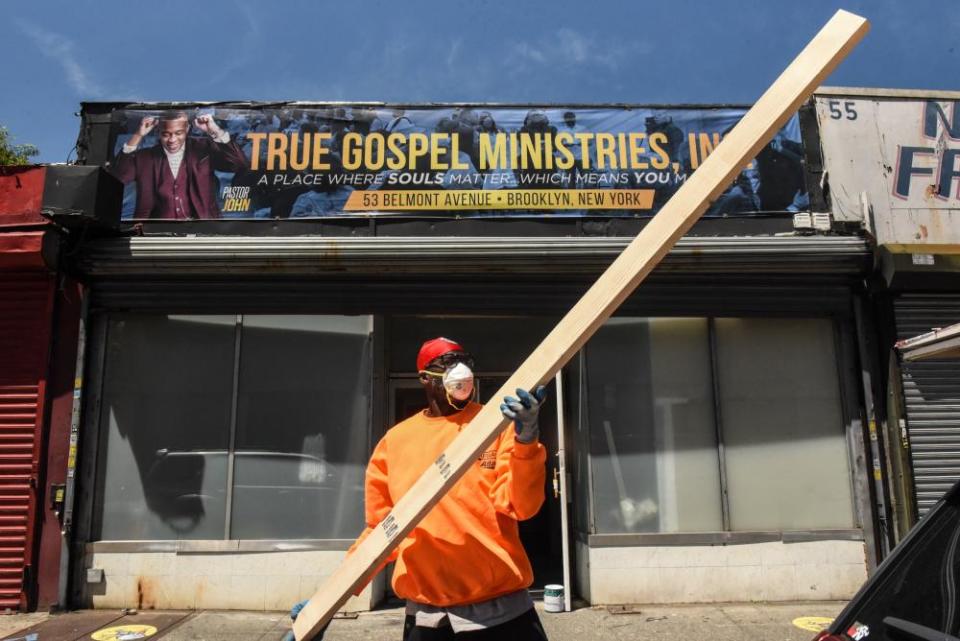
[348,402,546,607]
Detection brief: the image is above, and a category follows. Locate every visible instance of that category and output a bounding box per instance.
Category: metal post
[224,315,243,539]
[853,297,893,560]
[836,317,880,572]
[708,319,731,531]
[554,370,572,612]
[56,290,90,609]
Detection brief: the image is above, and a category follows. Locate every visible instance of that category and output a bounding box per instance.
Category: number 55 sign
[816,91,960,248]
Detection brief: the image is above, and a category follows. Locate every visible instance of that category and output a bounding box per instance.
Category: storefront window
[716,318,854,530]
[94,314,371,541]
[231,315,370,539]
[585,316,854,535]
[586,318,721,533]
[96,315,235,540]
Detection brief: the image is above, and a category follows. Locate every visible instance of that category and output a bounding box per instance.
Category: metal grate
[0,272,55,609]
[895,294,960,516]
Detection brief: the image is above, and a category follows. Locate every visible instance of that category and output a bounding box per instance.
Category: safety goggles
[420,351,475,375]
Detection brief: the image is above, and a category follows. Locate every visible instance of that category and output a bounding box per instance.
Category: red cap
[417,337,464,371]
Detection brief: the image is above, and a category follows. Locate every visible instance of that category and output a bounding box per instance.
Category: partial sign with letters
[816,91,960,249]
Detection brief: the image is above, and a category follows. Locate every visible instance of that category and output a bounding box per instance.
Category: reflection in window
[232,315,370,539]
[96,315,235,540]
[95,314,372,541]
[716,318,853,530]
[586,318,720,534]
[831,488,960,639]
[584,316,854,536]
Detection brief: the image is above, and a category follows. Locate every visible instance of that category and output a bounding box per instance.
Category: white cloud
[446,38,462,70]
[513,41,547,64]
[382,35,411,64]
[16,20,105,98]
[237,0,262,41]
[207,1,266,87]
[560,28,590,63]
[508,27,649,74]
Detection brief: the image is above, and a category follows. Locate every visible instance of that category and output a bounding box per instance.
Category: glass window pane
[587,318,721,533]
[231,315,371,539]
[716,318,854,530]
[96,315,234,540]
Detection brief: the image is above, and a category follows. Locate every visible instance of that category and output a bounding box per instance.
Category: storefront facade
[815,87,960,550]
[65,101,878,610]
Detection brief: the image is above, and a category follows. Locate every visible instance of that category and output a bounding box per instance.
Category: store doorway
[385,315,574,604]
[478,375,565,594]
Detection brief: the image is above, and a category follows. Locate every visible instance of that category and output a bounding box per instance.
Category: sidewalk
[0,601,844,641]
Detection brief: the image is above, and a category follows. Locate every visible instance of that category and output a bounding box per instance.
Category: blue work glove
[501,386,547,444]
[281,599,327,641]
[291,599,308,621]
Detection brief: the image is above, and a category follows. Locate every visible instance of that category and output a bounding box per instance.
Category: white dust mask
[442,362,474,401]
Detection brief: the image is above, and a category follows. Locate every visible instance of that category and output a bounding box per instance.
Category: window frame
[579,314,867,544]
[82,312,375,545]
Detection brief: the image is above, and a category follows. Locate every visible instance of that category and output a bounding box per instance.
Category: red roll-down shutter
[0,270,55,610]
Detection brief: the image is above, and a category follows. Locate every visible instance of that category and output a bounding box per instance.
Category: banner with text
[105,105,807,220]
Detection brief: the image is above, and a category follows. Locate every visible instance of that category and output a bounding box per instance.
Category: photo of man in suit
[109,110,248,219]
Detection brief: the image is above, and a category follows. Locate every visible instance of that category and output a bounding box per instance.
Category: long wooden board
[294,10,869,639]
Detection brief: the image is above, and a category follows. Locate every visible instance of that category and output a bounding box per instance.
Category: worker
[286,336,550,641]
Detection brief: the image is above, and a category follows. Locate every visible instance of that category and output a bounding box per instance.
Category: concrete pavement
[0,601,845,641]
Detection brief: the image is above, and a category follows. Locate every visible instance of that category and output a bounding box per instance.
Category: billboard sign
[104,105,808,220]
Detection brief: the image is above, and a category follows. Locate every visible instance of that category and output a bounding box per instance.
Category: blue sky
[3,0,957,163]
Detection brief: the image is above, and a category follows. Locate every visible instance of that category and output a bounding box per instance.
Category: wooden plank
[294,10,870,640]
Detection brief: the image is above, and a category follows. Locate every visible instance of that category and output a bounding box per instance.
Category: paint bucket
[543,584,564,613]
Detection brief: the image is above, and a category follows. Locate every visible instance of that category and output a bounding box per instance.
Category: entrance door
[477,376,565,594]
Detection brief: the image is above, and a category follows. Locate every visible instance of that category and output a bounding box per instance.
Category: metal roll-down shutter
[80,235,869,316]
[0,272,54,609]
[895,294,960,516]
